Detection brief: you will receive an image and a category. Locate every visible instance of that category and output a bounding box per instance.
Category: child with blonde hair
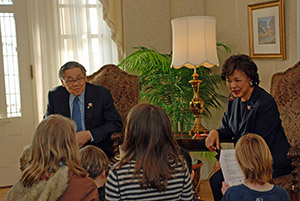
[19,144,32,172]
[6,115,99,201]
[221,133,290,201]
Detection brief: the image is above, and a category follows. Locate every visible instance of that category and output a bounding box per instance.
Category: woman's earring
[249,80,253,86]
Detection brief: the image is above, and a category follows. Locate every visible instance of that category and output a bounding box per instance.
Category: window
[0,3,21,118]
[0,0,13,5]
[59,0,118,74]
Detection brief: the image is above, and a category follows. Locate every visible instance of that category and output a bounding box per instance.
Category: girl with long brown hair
[105,103,193,200]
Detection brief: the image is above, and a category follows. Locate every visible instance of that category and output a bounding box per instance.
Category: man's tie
[72,96,83,132]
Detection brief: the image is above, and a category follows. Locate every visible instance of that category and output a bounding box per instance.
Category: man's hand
[76,130,92,148]
[205,129,220,151]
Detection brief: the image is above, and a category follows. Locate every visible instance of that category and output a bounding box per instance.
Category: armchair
[270,61,300,200]
[87,64,139,157]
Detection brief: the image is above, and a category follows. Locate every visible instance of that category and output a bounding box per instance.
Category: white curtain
[99,0,124,61]
[27,0,62,121]
[59,0,119,74]
[27,0,119,120]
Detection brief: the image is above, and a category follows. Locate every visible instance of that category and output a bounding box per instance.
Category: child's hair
[235,133,273,185]
[20,114,87,187]
[80,145,109,179]
[120,103,184,192]
[19,144,32,171]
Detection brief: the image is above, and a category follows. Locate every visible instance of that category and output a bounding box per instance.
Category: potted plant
[118,45,230,132]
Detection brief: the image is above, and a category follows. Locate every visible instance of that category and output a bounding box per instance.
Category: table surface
[174,131,209,151]
[176,138,209,151]
[175,131,234,151]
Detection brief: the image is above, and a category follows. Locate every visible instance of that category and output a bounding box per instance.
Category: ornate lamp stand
[189,68,208,138]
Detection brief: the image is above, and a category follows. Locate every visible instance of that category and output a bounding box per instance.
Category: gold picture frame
[248,0,285,59]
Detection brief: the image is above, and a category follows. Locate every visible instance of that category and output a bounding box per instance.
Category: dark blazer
[218,86,292,177]
[45,82,123,157]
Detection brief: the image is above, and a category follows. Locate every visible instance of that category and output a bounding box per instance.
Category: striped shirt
[105,159,193,201]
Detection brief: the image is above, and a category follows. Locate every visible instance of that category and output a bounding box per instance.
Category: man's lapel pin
[87,102,93,109]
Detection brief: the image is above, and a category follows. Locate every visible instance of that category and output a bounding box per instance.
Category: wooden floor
[198,179,214,201]
[0,187,10,201]
[0,180,214,201]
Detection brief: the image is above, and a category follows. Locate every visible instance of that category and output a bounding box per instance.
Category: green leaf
[118,45,230,131]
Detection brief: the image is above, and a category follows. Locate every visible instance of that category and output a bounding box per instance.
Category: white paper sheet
[219,149,244,186]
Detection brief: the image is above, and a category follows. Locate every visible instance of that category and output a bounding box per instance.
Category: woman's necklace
[241,87,254,102]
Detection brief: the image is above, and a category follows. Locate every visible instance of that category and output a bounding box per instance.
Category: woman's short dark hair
[221,54,260,86]
[58,61,87,79]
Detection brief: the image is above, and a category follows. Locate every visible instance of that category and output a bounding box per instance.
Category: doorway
[0,0,36,186]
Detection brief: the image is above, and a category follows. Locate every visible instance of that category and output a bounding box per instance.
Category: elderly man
[45,61,123,158]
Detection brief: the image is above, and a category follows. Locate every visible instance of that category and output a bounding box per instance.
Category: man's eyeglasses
[64,77,85,85]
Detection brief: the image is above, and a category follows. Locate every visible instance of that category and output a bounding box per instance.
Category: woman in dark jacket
[205,54,292,201]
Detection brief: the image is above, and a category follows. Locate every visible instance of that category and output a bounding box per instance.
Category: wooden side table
[176,138,209,151]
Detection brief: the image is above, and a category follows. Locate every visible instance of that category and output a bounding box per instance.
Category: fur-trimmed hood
[5,166,69,201]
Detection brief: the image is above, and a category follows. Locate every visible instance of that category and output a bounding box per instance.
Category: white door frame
[0,0,37,187]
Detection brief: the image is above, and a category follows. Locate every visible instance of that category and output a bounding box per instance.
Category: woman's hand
[221,181,231,195]
[205,129,220,151]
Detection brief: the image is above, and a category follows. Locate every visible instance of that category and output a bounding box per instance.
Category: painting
[248,0,285,59]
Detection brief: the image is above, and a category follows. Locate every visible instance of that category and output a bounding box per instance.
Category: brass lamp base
[190,116,209,139]
[191,117,208,134]
[189,67,208,139]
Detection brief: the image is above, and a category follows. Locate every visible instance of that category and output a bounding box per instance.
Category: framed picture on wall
[248,0,285,59]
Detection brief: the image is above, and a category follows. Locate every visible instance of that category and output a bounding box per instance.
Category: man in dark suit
[45,61,123,158]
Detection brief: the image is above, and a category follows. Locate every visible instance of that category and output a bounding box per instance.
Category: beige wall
[122,0,205,55]
[122,0,171,55]
[206,0,298,89]
[205,0,298,129]
[121,0,299,130]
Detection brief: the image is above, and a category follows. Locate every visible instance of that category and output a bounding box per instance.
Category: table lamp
[171,16,219,138]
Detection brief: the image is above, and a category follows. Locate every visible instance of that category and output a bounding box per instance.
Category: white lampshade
[171,16,219,69]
